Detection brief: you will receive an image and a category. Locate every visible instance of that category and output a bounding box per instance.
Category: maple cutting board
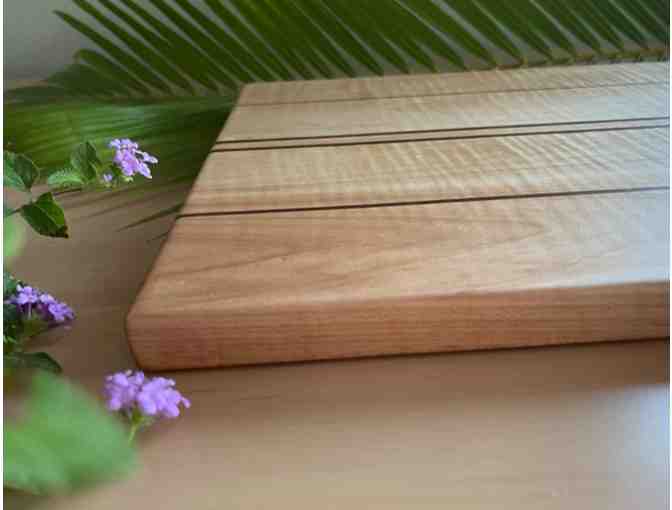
[127,63,670,370]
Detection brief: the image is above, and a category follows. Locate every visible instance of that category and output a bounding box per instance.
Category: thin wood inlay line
[237,79,670,107]
[221,83,669,142]
[177,186,670,220]
[214,116,670,145]
[210,122,669,153]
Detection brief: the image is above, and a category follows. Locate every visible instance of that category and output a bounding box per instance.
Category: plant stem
[128,422,139,443]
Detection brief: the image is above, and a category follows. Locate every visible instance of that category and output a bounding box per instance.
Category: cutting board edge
[126,279,670,371]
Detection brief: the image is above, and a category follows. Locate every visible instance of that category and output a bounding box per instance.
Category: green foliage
[46,142,103,189]
[46,168,86,189]
[3,142,139,497]
[20,192,69,239]
[3,302,23,342]
[4,153,39,192]
[3,271,58,374]
[3,0,667,225]
[4,351,61,373]
[4,271,20,298]
[4,372,136,494]
[6,142,112,241]
[3,213,25,262]
[69,141,101,183]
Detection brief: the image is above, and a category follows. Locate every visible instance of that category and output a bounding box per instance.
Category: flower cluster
[104,139,158,183]
[105,370,191,421]
[6,284,74,326]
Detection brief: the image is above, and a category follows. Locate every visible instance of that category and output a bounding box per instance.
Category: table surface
[5,185,670,509]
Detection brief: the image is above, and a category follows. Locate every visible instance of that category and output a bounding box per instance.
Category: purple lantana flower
[6,284,74,326]
[104,370,190,440]
[108,138,158,180]
[136,377,190,419]
[104,370,146,413]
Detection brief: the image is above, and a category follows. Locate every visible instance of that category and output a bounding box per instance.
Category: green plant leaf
[534,0,604,54]
[437,0,523,64]
[4,335,19,347]
[616,0,669,44]
[565,0,625,52]
[173,0,273,81]
[147,0,250,84]
[3,213,26,262]
[4,372,136,493]
[70,141,101,182]
[231,0,316,79]
[73,0,196,94]
[204,0,295,80]
[269,0,358,77]
[21,317,51,340]
[474,0,555,60]
[293,0,385,75]
[118,0,233,91]
[359,0,438,72]
[4,271,20,299]
[20,192,69,239]
[4,152,39,191]
[254,0,337,77]
[4,352,62,373]
[3,303,23,342]
[54,10,171,94]
[46,167,87,189]
[324,0,411,73]
[46,64,125,99]
[74,49,149,96]
[4,152,24,191]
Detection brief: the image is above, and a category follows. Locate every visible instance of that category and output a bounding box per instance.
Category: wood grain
[130,63,670,371]
[183,127,669,215]
[216,117,669,151]
[238,62,669,105]
[220,83,669,142]
[7,187,668,510]
[128,190,669,370]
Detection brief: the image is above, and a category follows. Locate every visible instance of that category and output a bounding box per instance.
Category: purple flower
[104,370,190,420]
[13,285,39,305]
[136,377,191,419]
[102,173,113,183]
[108,138,157,180]
[6,284,74,326]
[104,370,146,413]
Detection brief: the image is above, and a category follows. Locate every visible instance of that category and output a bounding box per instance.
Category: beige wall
[4,1,95,81]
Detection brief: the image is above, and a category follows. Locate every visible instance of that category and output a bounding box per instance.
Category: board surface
[128,63,670,370]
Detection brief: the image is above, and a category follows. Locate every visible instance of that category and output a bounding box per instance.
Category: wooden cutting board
[127,63,670,371]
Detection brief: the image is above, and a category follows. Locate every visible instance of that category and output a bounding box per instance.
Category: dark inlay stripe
[214,116,669,146]
[209,122,669,153]
[177,187,669,220]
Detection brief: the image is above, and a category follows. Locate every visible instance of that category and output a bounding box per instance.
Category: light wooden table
[5,184,670,508]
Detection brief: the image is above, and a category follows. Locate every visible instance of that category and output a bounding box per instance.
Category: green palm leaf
[474,0,557,60]
[618,0,669,45]
[4,0,668,225]
[533,0,604,55]
[173,0,274,81]
[55,10,172,93]
[293,0,385,75]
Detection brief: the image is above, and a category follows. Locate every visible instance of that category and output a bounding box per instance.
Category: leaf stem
[128,422,139,443]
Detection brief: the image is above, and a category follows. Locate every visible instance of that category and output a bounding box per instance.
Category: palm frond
[5,0,669,224]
